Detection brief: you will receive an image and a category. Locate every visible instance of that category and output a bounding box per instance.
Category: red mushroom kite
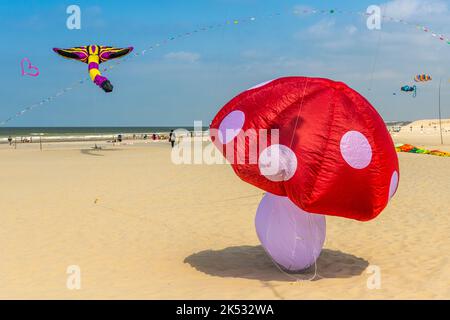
[211,76,399,222]
[209,77,400,271]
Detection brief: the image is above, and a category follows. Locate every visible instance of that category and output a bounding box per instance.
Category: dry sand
[0,133,449,299]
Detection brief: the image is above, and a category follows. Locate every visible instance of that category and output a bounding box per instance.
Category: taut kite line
[53,45,133,93]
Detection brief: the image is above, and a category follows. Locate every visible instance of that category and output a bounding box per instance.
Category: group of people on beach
[4,131,180,148]
[6,136,29,145]
[109,131,177,148]
[6,136,32,145]
[131,133,163,140]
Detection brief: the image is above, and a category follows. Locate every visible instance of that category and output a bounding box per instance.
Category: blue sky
[0,0,449,126]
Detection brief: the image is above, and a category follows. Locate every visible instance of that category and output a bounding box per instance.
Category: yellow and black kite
[53,45,133,93]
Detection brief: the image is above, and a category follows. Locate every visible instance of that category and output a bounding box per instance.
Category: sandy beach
[0,126,449,299]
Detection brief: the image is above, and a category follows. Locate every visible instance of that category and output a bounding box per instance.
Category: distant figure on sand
[169,130,176,148]
[117,134,123,143]
[8,136,12,146]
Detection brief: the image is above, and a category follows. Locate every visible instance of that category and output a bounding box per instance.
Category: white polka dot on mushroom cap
[247,79,274,90]
[218,110,245,144]
[259,144,298,182]
[389,170,399,200]
[340,131,372,169]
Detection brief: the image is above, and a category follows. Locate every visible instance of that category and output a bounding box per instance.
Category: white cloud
[381,0,448,20]
[306,19,336,36]
[345,25,358,35]
[164,51,200,63]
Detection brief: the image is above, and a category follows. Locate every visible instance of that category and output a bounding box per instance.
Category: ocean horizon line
[0,126,210,141]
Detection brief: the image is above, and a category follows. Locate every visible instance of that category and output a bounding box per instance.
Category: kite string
[289,78,309,149]
[261,208,320,282]
[367,27,383,97]
[260,78,321,283]
[272,71,340,282]
[367,4,391,99]
[262,219,316,282]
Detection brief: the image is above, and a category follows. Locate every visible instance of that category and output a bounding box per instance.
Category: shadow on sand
[184,245,369,282]
[80,148,122,157]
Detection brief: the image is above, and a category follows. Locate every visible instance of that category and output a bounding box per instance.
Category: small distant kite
[53,45,133,93]
[401,85,417,97]
[414,74,432,82]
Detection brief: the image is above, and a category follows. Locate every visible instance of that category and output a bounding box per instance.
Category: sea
[0,122,406,143]
[0,126,208,143]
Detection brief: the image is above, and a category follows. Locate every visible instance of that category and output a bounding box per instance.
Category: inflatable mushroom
[210,77,399,271]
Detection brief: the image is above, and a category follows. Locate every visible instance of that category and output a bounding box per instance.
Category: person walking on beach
[169,130,176,148]
[7,136,12,146]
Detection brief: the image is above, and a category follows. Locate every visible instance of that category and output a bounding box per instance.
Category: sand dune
[400,119,450,132]
[0,135,448,299]
[390,119,449,147]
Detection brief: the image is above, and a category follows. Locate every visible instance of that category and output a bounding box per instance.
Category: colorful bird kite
[414,74,432,82]
[53,45,133,93]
